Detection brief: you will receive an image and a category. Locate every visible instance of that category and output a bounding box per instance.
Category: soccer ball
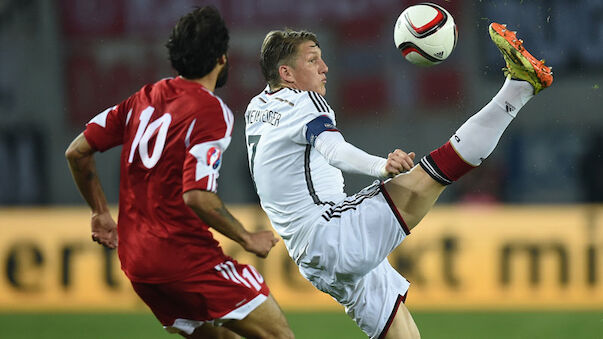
[393,3,457,66]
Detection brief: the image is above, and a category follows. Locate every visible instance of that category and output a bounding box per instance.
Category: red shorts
[131,258,270,334]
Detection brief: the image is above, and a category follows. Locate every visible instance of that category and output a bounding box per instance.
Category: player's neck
[268,85,282,93]
[180,62,222,92]
[270,83,296,93]
[180,76,216,92]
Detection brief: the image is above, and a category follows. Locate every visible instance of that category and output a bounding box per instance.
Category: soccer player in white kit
[245,24,552,338]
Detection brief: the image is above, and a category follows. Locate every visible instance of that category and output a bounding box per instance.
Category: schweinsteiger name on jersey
[245,109,282,127]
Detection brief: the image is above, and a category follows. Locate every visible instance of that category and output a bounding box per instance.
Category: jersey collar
[264,85,292,95]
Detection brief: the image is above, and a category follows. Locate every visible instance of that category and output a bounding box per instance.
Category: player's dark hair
[166,6,229,79]
[260,29,319,88]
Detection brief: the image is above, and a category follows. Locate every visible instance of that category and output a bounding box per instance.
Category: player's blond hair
[260,29,319,88]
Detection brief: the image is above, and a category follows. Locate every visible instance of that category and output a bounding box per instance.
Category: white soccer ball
[393,3,457,66]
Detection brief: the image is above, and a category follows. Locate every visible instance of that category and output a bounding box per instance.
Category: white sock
[450,78,534,166]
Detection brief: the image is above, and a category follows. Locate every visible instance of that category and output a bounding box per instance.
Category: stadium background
[0,0,602,338]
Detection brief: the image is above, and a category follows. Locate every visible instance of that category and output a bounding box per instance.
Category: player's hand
[385,149,416,177]
[91,211,118,249]
[243,230,279,258]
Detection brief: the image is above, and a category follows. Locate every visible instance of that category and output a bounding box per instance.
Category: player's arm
[65,133,117,249]
[307,116,415,177]
[183,190,278,258]
[184,100,277,258]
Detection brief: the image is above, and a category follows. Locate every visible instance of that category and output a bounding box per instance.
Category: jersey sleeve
[314,131,387,178]
[182,97,233,193]
[83,98,131,152]
[290,91,339,145]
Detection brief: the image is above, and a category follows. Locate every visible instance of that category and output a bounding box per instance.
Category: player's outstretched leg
[384,23,553,231]
[489,22,553,94]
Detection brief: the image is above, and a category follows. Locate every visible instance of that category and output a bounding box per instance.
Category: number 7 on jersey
[247,135,261,180]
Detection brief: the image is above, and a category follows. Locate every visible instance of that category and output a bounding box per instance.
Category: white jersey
[246,86,411,339]
[245,86,347,259]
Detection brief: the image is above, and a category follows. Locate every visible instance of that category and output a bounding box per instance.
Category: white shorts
[298,181,411,339]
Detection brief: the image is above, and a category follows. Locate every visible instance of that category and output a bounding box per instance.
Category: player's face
[289,41,328,95]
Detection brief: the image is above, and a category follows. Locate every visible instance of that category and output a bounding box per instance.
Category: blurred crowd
[0,0,601,205]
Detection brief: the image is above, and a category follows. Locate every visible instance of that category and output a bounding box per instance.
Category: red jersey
[84,77,234,283]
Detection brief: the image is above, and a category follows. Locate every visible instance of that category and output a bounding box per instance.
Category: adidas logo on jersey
[505,101,516,113]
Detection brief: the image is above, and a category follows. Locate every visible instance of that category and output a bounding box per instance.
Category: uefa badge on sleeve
[206,147,222,169]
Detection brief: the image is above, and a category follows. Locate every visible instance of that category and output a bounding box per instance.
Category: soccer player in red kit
[65,7,293,339]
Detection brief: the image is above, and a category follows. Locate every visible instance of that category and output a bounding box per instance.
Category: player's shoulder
[262,87,332,113]
[152,77,226,110]
[158,81,233,133]
[193,93,232,131]
[139,77,176,99]
[298,90,331,113]
[184,86,230,119]
[198,88,227,112]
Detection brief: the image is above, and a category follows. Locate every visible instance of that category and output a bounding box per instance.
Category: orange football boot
[489,22,553,94]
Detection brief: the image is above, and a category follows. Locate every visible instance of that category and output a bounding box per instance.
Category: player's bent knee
[385,167,446,229]
[224,294,294,339]
[253,326,295,339]
[256,319,294,339]
[270,326,295,339]
[244,327,293,339]
[226,321,293,339]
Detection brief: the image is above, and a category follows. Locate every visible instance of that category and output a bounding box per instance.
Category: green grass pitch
[0,311,601,338]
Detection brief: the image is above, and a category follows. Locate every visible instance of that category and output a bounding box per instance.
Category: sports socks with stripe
[421,77,534,185]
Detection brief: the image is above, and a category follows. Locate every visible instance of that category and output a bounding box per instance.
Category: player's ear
[279,64,295,84]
